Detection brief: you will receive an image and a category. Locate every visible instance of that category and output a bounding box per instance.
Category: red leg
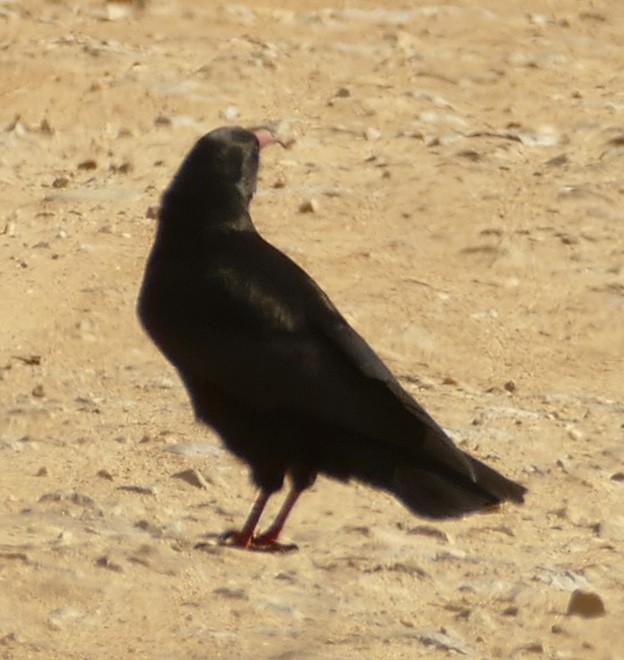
[214,488,301,552]
[253,487,301,549]
[220,489,271,549]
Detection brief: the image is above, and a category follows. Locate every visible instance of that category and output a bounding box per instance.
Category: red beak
[253,128,286,149]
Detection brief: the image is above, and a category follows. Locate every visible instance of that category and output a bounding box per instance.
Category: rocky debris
[566,590,606,618]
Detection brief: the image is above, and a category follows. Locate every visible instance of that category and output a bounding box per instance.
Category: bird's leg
[253,487,302,550]
[217,488,300,552]
[219,489,271,549]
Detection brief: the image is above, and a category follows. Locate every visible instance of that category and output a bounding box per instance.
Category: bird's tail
[389,451,526,519]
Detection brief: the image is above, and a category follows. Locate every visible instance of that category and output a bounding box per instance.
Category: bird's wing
[302,278,473,475]
[308,281,448,431]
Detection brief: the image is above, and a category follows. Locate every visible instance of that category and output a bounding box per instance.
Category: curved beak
[252,127,288,149]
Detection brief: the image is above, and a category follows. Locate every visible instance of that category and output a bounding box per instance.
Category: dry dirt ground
[1,1,623,658]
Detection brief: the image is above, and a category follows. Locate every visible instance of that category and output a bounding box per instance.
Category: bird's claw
[216,529,298,553]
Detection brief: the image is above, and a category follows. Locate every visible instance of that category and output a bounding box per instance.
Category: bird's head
[163,126,281,220]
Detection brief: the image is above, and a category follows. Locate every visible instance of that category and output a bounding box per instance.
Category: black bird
[138,126,526,550]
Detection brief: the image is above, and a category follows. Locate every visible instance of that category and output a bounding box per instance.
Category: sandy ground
[1,1,623,657]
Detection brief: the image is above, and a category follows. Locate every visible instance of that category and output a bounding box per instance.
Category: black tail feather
[389,454,526,519]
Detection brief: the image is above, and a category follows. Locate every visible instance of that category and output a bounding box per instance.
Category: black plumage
[138,126,526,550]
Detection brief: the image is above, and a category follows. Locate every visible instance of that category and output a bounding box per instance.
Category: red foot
[249,532,298,553]
[218,529,298,553]
[194,489,302,553]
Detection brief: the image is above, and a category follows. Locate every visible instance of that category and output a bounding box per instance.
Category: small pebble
[3,221,17,237]
[364,126,382,141]
[77,159,97,171]
[595,517,624,541]
[31,384,45,398]
[172,468,210,489]
[407,525,449,543]
[110,161,133,174]
[118,484,157,496]
[567,426,584,441]
[220,106,240,121]
[39,119,54,135]
[299,199,319,213]
[566,589,606,618]
[95,555,123,572]
[517,641,544,654]
[52,176,69,188]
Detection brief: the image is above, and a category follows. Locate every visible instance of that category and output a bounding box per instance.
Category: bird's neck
[157,196,256,238]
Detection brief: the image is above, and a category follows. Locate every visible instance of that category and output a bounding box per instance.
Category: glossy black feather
[138,127,526,520]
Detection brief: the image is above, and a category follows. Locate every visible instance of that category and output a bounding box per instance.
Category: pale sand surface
[1,2,623,657]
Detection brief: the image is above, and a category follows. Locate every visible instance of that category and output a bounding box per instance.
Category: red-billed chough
[138,126,526,551]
